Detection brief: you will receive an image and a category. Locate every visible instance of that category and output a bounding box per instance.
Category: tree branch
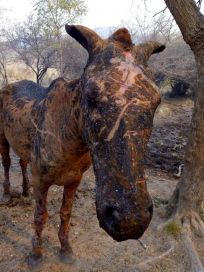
[153,6,168,17]
[197,0,203,8]
[164,0,204,49]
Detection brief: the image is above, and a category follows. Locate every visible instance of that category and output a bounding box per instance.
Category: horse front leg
[0,139,11,197]
[19,159,30,197]
[28,179,50,267]
[58,180,80,263]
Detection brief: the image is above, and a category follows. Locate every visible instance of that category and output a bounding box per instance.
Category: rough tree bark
[162,1,204,271]
[164,0,204,223]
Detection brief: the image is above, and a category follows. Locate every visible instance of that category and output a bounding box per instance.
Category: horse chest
[34,150,92,186]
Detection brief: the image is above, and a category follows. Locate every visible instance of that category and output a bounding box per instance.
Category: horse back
[0,77,81,162]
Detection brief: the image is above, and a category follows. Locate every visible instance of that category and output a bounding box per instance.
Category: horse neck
[48,78,85,151]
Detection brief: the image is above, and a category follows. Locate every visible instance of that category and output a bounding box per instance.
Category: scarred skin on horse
[0,25,165,266]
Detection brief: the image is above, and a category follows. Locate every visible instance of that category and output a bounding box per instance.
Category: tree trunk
[36,73,40,84]
[172,53,204,215]
[164,0,204,216]
[56,29,63,76]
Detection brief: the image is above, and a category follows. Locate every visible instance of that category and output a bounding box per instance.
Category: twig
[138,239,148,250]
[197,0,203,9]
[137,242,174,270]
[153,6,168,17]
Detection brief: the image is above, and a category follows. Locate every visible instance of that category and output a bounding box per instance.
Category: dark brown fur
[0,25,165,266]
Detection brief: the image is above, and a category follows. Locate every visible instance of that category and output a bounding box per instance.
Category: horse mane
[46,77,81,93]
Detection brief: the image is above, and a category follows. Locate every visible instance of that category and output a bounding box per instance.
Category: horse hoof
[27,253,43,268]
[10,191,21,198]
[58,250,76,264]
[0,194,12,206]
[20,195,33,205]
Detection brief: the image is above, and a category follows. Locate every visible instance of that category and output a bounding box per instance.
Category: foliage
[32,0,87,75]
[33,0,87,35]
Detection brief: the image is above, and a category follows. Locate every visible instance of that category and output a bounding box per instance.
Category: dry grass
[164,221,181,237]
[0,61,59,88]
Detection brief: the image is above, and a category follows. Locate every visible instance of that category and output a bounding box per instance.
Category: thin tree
[0,43,8,85]
[133,1,204,270]
[140,1,204,270]
[33,0,87,75]
[164,0,204,231]
[0,1,9,85]
[5,15,57,84]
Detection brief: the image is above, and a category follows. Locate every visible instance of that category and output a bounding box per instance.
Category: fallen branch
[137,239,148,250]
[136,242,174,270]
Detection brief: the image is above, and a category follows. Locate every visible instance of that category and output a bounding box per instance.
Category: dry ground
[0,98,203,272]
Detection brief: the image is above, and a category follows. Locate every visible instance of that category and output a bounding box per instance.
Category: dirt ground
[1,98,201,272]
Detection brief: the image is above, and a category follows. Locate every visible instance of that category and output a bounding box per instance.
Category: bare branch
[153,6,168,17]
[4,14,58,84]
[197,0,203,8]
[152,0,202,19]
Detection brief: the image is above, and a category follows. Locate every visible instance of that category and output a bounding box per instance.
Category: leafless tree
[61,35,88,80]
[0,42,8,85]
[5,15,57,84]
[33,0,87,76]
[124,4,175,43]
[0,2,9,86]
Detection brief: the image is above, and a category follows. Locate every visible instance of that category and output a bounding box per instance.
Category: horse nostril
[148,204,153,217]
[112,210,120,222]
[105,206,119,221]
[104,206,120,231]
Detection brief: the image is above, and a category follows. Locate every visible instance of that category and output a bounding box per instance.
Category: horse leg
[58,181,80,263]
[0,138,11,197]
[28,181,50,267]
[19,159,30,197]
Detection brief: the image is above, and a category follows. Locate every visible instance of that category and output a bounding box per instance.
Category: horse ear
[108,28,133,48]
[65,24,103,55]
[134,41,165,63]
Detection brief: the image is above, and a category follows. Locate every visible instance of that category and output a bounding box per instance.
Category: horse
[0,25,165,266]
